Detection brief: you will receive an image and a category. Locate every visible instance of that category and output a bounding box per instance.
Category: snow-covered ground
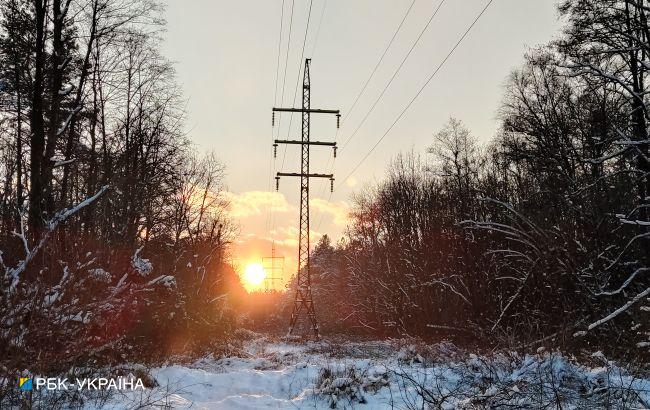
[98,335,650,409]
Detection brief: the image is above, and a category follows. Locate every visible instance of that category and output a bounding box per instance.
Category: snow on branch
[5,185,109,291]
[58,83,74,96]
[618,218,650,227]
[596,268,649,296]
[584,147,629,164]
[146,275,176,288]
[604,231,650,270]
[56,105,82,136]
[57,56,72,71]
[575,286,650,336]
[11,213,30,255]
[47,185,109,229]
[615,139,650,146]
[491,269,533,332]
[566,62,648,107]
[419,278,471,305]
[53,158,76,168]
[132,247,152,277]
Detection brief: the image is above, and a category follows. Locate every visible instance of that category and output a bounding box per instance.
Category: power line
[315,0,439,230]
[339,0,446,151]
[266,0,287,233]
[310,0,328,58]
[341,0,416,126]
[270,0,295,235]
[313,128,338,233]
[336,0,495,190]
[274,0,296,141]
[315,1,415,231]
[300,0,335,217]
[315,164,335,231]
[273,0,314,237]
[280,0,315,173]
[274,0,287,108]
[311,0,335,213]
[296,0,315,88]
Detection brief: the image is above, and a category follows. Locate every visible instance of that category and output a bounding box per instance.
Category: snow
[53,157,76,167]
[43,291,59,306]
[147,274,176,289]
[59,83,74,95]
[89,268,112,283]
[92,336,650,409]
[5,185,109,292]
[56,105,82,136]
[132,248,152,277]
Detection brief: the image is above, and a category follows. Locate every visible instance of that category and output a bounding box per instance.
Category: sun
[242,263,267,291]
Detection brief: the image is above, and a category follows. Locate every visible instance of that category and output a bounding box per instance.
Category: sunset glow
[242,263,267,291]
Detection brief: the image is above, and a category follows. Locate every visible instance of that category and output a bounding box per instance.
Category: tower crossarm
[275,139,336,147]
[272,107,340,115]
[276,172,333,178]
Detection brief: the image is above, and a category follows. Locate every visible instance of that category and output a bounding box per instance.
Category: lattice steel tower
[272,59,340,337]
[262,242,284,291]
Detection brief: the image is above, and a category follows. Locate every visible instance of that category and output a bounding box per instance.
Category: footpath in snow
[100,334,650,409]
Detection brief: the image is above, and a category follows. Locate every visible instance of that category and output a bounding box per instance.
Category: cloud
[311,199,350,226]
[264,224,328,247]
[268,226,300,248]
[346,177,358,188]
[223,192,349,287]
[223,191,293,218]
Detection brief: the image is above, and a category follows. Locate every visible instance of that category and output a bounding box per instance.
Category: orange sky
[224,190,351,290]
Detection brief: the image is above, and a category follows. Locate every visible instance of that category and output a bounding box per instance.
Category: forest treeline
[0,0,246,384]
[294,0,650,359]
[1,0,649,395]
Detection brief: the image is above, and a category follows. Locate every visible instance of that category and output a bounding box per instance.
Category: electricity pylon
[272,58,340,337]
[262,242,284,291]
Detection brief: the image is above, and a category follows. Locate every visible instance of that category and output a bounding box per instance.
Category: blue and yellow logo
[19,378,32,391]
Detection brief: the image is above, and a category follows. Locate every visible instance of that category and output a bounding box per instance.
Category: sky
[160,0,562,288]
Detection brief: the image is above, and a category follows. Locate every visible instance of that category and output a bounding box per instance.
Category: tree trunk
[28,0,47,231]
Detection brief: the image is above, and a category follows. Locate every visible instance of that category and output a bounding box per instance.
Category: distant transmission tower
[272,58,340,337]
[262,242,284,291]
